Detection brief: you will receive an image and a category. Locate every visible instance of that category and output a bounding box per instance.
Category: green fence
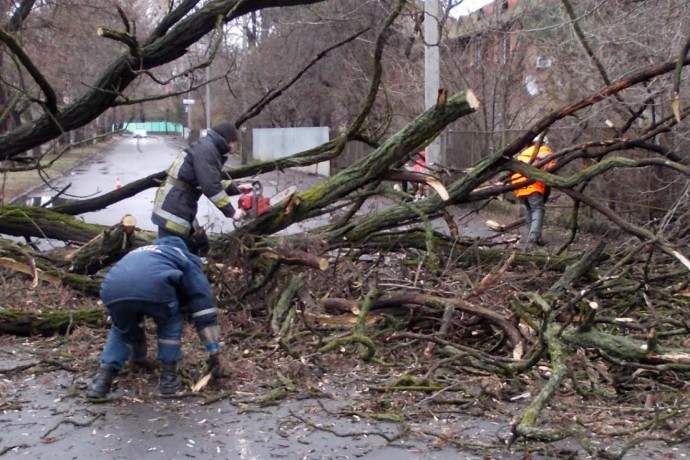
[116,122,183,133]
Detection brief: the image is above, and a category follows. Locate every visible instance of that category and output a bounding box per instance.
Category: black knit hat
[211,121,238,143]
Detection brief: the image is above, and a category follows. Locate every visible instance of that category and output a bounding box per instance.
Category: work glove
[206,353,230,379]
[232,208,247,221]
[237,183,254,193]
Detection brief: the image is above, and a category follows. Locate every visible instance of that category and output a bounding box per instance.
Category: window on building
[524,75,540,96]
[473,41,483,66]
[536,56,553,69]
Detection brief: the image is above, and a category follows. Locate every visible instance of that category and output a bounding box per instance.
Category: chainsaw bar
[269,185,297,206]
[234,184,297,228]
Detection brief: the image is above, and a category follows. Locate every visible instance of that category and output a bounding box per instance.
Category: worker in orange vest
[410,151,429,200]
[510,136,556,246]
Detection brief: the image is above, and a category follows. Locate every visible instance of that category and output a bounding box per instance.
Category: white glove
[237,183,253,193]
[232,208,247,221]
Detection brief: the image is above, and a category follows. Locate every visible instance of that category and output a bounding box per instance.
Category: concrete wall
[253,127,330,176]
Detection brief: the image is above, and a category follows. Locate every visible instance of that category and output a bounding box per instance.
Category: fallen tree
[2,13,690,459]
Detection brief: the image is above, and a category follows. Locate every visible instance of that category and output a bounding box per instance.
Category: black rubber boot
[527,208,545,244]
[525,194,546,245]
[86,365,116,399]
[159,361,182,395]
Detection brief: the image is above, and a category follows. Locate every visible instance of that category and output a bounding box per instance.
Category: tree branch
[236,27,369,127]
[559,0,635,117]
[0,0,330,161]
[0,27,57,113]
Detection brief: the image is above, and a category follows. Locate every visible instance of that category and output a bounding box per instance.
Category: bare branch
[559,0,635,117]
[236,27,369,127]
[7,0,36,32]
[0,0,331,161]
[0,27,57,113]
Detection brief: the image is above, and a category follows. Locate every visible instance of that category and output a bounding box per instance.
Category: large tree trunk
[0,308,105,336]
[235,90,480,237]
[0,205,105,243]
[67,214,152,275]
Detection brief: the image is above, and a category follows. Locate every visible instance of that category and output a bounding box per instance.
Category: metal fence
[117,121,183,134]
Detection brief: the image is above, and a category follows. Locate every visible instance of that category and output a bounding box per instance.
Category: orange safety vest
[510,144,554,198]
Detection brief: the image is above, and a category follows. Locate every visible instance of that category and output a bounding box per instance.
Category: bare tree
[1,1,690,456]
[0,0,336,160]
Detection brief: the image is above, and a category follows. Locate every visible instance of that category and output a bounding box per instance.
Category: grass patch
[1,141,114,204]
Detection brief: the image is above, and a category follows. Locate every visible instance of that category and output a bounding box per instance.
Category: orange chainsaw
[235,180,296,225]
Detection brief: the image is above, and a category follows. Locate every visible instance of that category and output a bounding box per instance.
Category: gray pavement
[0,346,512,460]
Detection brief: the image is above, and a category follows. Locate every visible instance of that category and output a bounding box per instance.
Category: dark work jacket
[100,236,218,329]
[152,130,239,237]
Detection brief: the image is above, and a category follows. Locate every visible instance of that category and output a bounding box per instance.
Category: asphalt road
[0,344,518,460]
[21,134,330,237]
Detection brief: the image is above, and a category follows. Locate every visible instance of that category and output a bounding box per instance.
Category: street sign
[183,99,195,105]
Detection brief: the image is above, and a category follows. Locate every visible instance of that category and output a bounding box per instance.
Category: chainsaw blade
[269,185,297,206]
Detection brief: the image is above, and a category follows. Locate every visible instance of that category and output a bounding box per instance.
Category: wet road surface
[0,350,522,460]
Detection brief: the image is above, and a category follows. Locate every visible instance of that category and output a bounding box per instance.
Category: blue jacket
[100,236,217,328]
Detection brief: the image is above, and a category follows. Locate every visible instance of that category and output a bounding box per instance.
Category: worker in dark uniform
[86,236,227,398]
[152,121,251,255]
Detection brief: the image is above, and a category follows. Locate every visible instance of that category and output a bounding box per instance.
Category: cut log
[486,217,525,232]
[68,214,152,275]
[562,327,690,365]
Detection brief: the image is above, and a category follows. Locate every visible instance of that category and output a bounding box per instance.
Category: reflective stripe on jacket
[152,130,237,236]
[510,144,554,198]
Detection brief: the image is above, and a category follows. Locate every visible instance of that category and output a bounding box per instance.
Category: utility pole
[187,104,192,137]
[240,15,250,165]
[183,98,195,141]
[205,66,211,130]
[424,0,441,166]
